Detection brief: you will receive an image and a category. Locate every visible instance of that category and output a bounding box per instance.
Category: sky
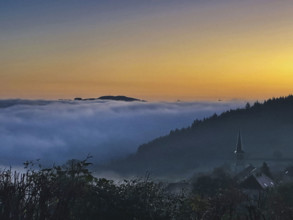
[1,0,293,101]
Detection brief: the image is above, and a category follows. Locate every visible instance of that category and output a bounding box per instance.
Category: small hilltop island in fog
[74,95,146,102]
[0,95,145,108]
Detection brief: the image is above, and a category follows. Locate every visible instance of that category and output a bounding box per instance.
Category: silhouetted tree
[261,162,273,179]
[245,102,251,109]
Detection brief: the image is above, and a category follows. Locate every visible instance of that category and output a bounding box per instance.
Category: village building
[233,132,275,199]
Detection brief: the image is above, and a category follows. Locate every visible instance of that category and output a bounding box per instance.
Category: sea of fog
[0,99,246,167]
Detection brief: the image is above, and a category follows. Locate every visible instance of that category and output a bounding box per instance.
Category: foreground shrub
[0,158,189,220]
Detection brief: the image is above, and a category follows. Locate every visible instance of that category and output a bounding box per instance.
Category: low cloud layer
[0,99,245,166]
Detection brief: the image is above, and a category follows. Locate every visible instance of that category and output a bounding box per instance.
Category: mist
[0,99,245,166]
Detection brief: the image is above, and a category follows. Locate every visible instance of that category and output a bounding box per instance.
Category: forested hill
[106,95,293,176]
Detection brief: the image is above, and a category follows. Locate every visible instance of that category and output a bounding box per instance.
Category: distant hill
[74,96,145,102]
[98,96,145,102]
[105,95,293,176]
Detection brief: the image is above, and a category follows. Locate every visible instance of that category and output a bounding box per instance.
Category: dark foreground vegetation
[1,158,293,220]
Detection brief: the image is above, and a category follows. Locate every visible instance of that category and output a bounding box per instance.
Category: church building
[234,131,245,172]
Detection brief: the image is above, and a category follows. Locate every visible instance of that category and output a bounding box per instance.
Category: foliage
[260,162,273,179]
[0,158,188,220]
[192,168,236,197]
[1,159,293,219]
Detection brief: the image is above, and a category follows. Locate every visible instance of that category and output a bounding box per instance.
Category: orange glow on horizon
[1,1,293,101]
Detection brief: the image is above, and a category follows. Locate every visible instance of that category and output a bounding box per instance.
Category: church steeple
[234,131,245,172]
[235,131,244,154]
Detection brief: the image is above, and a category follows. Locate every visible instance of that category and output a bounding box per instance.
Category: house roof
[254,173,275,189]
[240,173,274,190]
[235,164,256,181]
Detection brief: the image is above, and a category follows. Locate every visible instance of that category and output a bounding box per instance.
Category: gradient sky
[1,0,293,101]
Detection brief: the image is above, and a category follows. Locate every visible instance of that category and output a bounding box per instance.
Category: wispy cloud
[0,99,244,166]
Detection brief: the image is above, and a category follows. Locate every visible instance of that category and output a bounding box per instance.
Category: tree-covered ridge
[108,95,293,176]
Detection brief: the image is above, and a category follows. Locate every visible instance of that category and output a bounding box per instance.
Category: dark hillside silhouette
[106,95,293,175]
[74,96,145,102]
[98,95,145,102]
